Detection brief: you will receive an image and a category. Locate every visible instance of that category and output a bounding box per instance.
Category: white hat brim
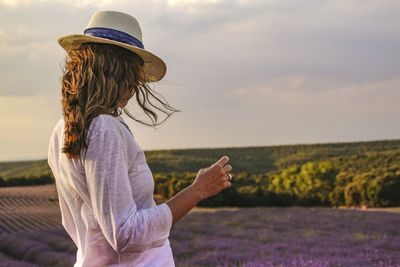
[58,34,167,82]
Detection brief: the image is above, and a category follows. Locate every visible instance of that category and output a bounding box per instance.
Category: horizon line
[1,137,399,163]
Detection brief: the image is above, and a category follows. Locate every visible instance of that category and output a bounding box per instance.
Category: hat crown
[85,11,143,42]
[57,10,167,82]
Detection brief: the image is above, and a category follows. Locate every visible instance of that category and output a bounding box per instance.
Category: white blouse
[47,114,175,267]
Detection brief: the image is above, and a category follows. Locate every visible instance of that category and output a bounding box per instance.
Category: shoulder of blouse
[86,114,124,137]
[78,114,130,160]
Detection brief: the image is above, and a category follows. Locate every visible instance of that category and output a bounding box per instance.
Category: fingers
[220,173,232,185]
[223,179,232,188]
[214,155,229,167]
[223,173,232,182]
[223,164,232,173]
[213,155,233,188]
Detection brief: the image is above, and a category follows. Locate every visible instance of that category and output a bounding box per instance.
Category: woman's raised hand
[191,156,233,201]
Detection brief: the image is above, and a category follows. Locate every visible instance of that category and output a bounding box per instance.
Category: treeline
[153,159,400,208]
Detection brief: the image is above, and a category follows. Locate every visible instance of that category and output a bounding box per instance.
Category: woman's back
[48,114,174,266]
[50,10,233,266]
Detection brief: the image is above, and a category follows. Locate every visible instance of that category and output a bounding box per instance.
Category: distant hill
[0,160,53,180]
[145,139,400,174]
[1,139,400,180]
[1,139,400,208]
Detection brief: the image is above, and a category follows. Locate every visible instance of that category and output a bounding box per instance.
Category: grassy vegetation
[1,139,400,207]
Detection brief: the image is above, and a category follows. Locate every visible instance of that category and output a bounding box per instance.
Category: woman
[47,10,233,267]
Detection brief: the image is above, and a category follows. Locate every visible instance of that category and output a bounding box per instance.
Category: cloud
[227,75,400,119]
[166,0,221,8]
[0,0,400,160]
[0,0,40,7]
[1,0,399,98]
[0,0,126,8]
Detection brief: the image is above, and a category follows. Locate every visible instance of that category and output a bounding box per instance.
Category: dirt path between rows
[191,206,400,214]
[339,207,400,214]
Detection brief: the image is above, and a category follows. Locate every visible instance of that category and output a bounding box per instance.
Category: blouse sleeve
[83,129,173,253]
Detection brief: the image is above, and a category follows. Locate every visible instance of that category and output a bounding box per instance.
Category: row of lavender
[1,206,399,266]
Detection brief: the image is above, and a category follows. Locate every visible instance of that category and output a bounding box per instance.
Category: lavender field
[0,185,399,267]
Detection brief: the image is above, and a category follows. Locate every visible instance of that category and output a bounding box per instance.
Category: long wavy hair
[61,42,180,159]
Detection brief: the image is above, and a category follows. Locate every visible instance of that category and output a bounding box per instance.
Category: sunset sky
[0,0,399,161]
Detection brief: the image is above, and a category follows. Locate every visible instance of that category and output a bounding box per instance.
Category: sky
[0,0,399,161]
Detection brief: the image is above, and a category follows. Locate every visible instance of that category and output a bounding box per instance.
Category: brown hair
[61,43,180,159]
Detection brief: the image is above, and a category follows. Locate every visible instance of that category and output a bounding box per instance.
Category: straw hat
[57,10,166,82]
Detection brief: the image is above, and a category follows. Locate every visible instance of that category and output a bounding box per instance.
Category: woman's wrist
[186,183,204,202]
[165,182,204,224]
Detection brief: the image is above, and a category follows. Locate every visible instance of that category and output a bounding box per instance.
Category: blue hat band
[84,27,144,49]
